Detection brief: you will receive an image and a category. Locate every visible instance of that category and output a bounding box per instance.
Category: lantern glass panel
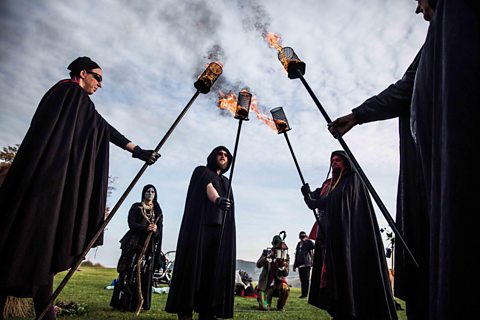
[270,107,291,133]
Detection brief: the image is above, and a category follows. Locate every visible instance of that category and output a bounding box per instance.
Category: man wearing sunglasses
[166,146,236,320]
[0,56,159,319]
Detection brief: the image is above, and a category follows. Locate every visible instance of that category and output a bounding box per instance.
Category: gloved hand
[215,197,231,211]
[132,146,160,165]
[301,183,312,198]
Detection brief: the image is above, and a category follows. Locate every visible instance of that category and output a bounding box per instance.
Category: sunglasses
[217,151,228,157]
[86,70,103,82]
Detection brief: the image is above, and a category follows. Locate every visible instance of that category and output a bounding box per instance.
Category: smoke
[237,0,272,40]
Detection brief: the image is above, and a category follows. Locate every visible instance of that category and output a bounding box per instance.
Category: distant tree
[0,144,19,172]
[0,144,20,164]
[107,176,117,200]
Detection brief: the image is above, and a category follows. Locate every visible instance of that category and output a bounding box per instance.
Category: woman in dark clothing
[301,151,397,320]
[110,184,163,313]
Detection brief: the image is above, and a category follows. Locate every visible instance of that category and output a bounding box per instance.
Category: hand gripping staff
[273,46,418,268]
[36,62,223,320]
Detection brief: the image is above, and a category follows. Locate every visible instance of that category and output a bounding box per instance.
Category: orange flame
[218,91,238,115]
[265,32,290,73]
[249,96,277,132]
[217,90,277,132]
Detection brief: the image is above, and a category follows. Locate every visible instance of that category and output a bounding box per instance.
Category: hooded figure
[165,146,236,319]
[302,151,397,320]
[410,1,478,318]
[110,184,163,312]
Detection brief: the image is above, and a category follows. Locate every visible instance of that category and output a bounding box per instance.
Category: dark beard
[217,161,228,172]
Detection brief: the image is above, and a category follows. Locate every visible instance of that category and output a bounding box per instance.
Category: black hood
[206,146,232,174]
[142,184,158,202]
[330,150,353,173]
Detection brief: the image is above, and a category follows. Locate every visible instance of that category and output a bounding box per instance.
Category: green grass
[21,266,407,319]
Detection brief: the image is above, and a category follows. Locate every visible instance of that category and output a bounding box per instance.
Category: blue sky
[0,0,428,267]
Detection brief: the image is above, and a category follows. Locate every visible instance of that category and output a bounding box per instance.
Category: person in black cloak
[165,146,235,320]
[326,1,456,319]
[0,56,159,319]
[301,151,397,320]
[410,0,478,318]
[110,184,163,313]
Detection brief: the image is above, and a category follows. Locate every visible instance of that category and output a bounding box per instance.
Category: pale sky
[0,0,428,267]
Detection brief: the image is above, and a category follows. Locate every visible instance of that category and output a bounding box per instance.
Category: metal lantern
[270,106,291,134]
[194,62,223,94]
[277,46,306,79]
[273,241,289,261]
[235,91,252,120]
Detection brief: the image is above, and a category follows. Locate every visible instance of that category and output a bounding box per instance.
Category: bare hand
[147,223,157,232]
[328,113,358,138]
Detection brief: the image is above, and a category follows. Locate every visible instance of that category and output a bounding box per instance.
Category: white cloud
[0,0,428,266]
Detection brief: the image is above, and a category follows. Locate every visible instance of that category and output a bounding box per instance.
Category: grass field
[18,265,407,319]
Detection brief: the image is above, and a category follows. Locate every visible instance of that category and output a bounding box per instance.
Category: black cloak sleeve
[165,165,236,318]
[0,80,111,296]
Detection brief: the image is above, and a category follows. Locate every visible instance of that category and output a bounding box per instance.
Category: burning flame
[265,32,289,73]
[198,61,223,82]
[217,90,277,132]
[250,97,277,131]
[218,91,238,115]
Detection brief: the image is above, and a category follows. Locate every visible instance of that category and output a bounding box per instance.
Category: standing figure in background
[302,151,397,320]
[165,146,235,320]
[256,233,290,311]
[111,184,163,313]
[293,231,315,299]
[0,56,159,320]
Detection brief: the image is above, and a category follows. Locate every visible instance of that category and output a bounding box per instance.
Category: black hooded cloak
[411,1,478,318]
[307,151,397,320]
[351,49,429,319]
[0,79,129,297]
[165,146,236,318]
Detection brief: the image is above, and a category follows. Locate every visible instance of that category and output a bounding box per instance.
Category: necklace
[139,201,154,222]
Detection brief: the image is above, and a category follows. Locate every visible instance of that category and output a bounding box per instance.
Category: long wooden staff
[135,211,161,315]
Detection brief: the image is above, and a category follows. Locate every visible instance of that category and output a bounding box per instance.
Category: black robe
[307,152,397,320]
[411,1,479,318]
[110,198,163,312]
[352,50,429,319]
[165,148,236,318]
[0,80,126,296]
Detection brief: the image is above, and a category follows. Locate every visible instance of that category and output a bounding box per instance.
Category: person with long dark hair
[110,184,163,313]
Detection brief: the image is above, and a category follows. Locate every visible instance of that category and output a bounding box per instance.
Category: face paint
[144,187,155,201]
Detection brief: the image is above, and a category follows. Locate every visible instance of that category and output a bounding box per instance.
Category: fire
[265,32,289,73]
[217,90,277,132]
[249,96,277,132]
[218,91,238,115]
[198,61,223,82]
[266,32,282,51]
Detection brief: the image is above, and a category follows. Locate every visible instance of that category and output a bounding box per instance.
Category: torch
[273,45,418,268]
[218,90,252,253]
[36,62,223,320]
[270,107,321,225]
